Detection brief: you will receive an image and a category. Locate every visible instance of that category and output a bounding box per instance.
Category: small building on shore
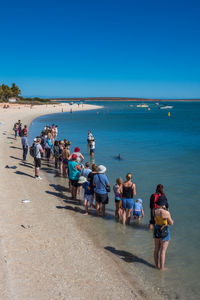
[8,97,17,103]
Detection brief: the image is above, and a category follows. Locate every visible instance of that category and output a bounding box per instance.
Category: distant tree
[11,83,21,98]
[1,84,12,101]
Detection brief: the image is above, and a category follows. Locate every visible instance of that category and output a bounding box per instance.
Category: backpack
[30,144,36,157]
[153,193,161,209]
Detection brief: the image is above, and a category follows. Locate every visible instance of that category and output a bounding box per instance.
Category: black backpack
[30,144,36,157]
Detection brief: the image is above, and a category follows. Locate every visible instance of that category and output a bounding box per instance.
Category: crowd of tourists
[14,122,173,271]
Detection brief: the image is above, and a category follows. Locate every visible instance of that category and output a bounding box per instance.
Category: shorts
[70,179,79,187]
[34,157,41,168]
[84,194,94,204]
[95,192,108,204]
[63,159,68,165]
[90,149,95,154]
[122,198,133,210]
[115,197,121,203]
[133,210,141,217]
[154,225,170,241]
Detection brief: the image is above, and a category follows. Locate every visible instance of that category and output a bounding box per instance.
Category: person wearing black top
[149,184,168,230]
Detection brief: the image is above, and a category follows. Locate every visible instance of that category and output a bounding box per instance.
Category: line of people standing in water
[17,122,173,271]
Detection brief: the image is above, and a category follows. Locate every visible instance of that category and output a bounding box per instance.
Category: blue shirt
[83,181,94,195]
[21,136,28,147]
[133,202,143,212]
[81,168,92,178]
[93,173,109,195]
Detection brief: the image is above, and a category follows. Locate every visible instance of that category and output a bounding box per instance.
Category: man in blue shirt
[21,133,29,161]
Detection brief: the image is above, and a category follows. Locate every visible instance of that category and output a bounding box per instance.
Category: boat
[159,105,173,110]
[136,104,149,108]
[155,102,159,105]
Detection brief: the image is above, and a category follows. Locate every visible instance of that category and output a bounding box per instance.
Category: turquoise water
[29,101,200,299]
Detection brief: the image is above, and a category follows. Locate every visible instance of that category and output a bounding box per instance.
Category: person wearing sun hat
[133,198,144,220]
[93,165,110,217]
[69,146,84,164]
[153,195,174,271]
[78,176,95,215]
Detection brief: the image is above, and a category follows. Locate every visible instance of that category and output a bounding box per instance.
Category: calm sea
[29,101,200,299]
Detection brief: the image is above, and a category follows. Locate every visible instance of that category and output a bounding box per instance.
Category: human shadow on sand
[15,171,35,178]
[10,155,22,160]
[104,246,155,268]
[49,183,70,193]
[45,190,81,206]
[7,137,15,140]
[56,205,85,214]
[10,146,22,150]
[19,163,33,169]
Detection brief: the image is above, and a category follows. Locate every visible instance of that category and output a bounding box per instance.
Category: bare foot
[160,267,168,271]
[83,212,88,216]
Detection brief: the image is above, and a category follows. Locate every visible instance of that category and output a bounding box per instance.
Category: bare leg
[115,202,119,219]
[122,209,126,225]
[127,209,132,225]
[154,238,161,269]
[160,241,169,270]
[101,204,105,218]
[96,202,100,216]
[84,200,88,215]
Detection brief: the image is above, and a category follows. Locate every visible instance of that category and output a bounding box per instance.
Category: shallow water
[29,101,200,299]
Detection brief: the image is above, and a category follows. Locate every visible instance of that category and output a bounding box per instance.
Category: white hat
[34,138,37,142]
[97,165,106,174]
[78,176,87,184]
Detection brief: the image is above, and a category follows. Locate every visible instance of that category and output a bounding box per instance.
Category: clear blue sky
[1,0,200,98]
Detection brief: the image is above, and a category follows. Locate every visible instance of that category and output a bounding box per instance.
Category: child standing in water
[113,178,123,220]
[133,198,144,220]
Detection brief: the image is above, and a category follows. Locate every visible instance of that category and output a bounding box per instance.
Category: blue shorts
[122,198,133,209]
[154,225,170,241]
[133,210,141,217]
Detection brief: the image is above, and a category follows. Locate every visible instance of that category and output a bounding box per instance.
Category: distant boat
[159,105,173,110]
[136,104,149,108]
[128,104,135,107]
[155,102,159,105]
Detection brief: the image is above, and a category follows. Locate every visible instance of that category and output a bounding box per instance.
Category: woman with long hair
[119,173,136,225]
[149,184,168,230]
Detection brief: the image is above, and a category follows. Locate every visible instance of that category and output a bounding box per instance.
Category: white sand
[0,103,161,300]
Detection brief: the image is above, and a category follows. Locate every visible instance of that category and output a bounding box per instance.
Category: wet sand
[0,103,161,299]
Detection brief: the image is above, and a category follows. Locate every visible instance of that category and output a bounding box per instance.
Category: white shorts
[84,194,94,204]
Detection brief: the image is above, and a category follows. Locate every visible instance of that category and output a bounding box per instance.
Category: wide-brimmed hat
[78,176,87,184]
[74,147,80,152]
[97,165,106,174]
[156,195,167,207]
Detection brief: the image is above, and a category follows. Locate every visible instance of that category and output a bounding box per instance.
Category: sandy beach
[0,103,161,300]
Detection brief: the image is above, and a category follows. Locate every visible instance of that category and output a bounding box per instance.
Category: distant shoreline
[51,97,200,102]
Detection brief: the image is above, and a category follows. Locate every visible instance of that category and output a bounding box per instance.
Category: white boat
[155,102,159,105]
[159,105,173,110]
[136,104,149,108]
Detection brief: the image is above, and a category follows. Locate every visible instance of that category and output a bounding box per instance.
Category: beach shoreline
[0,103,162,299]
